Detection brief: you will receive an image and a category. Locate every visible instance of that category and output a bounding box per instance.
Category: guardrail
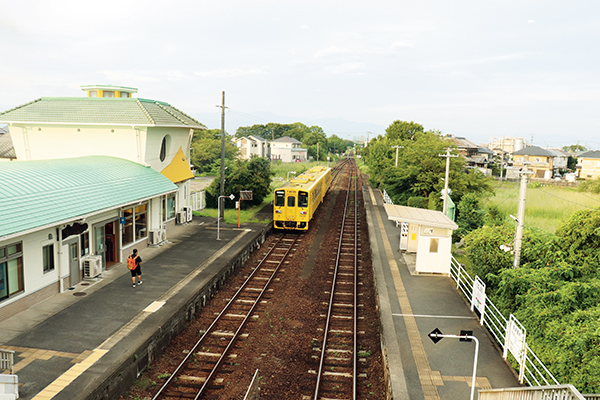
[479,384,586,400]
[449,256,559,387]
[0,348,14,374]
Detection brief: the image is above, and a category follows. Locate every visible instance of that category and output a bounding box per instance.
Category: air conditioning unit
[184,206,192,222]
[149,229,166,245]
[82,255,102,279]
[177,211,187,225]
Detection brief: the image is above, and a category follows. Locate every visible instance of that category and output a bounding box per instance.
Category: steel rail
[152,233,299,400]
[313,159,358,400]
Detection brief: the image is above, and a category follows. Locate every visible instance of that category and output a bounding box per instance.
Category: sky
[1,0,599,149]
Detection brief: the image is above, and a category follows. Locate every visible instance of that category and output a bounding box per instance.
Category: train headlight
[300,210,307,215]
[275,210,283,214]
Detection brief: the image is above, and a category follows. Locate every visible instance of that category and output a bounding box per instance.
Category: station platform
[0,182,521,400]
[362,184,520,399]
[0,217,271,400]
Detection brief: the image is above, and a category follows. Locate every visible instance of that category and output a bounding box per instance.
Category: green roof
[0,156,178,239]
[0,97,206,129]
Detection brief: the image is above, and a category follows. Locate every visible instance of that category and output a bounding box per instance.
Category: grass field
[482,180,600,233]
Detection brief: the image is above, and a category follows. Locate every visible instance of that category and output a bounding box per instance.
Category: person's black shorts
[130,266,142,277]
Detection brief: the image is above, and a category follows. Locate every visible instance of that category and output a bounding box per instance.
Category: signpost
[471,276,486,325]
[429,328,480,400]
[504,314,527,383]
[217,194,235,240]
[238,191,253,228]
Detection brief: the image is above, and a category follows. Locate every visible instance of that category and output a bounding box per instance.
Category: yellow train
[273,166,332,230]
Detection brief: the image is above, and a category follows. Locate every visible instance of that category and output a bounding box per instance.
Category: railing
[479,385,586,400]
[449,256,560,387]
[0,348,14,374]
[190,190,206,211]
[382,189,393,205]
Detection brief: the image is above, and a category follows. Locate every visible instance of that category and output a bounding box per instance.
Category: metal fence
[0,348,14,374]
[449,256,560,388]
[190,190,206,211]
[479,385,586,400]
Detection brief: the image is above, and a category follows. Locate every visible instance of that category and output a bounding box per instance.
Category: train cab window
[287,196,295,207]
[275,191,285,207]
[299,191,308,208]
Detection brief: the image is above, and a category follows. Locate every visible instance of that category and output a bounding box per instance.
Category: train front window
[287,196,295,207]
[275,191,285,207]
[299,191,308,208]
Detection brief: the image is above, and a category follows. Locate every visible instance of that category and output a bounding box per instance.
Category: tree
[205,157,274,208]
[190,130,238,175]
[455,193,485,239]
[562,144,587,155]
[385,120,424,141]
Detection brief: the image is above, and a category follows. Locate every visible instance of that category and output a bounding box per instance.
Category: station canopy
[383,204,458,230]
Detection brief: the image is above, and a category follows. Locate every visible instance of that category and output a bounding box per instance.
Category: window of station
[122,202,149,245]
[163,194,176,220]
[275,191,285,207]
[299,191,308,208]
[287,195,296,207]
[42,244,55,273]
[0,242,24,301]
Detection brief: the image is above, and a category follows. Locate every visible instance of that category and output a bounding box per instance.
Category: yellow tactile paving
[32,349,108,400]
[370,186,442,400]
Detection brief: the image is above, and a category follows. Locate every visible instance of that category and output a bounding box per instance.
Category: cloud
[527,19,536,24]
[193,68,267,78]
[300,25,309,30]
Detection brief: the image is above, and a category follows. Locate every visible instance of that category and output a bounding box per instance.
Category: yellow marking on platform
[32,349,108,400]
[143,301,166,313]
[369,186,441,400]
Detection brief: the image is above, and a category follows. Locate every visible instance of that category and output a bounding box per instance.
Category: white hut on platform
[384,204,458,275]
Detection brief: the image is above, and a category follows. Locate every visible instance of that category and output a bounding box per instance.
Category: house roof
[271,136,301,143]
[512,145,555,157]
[577,150,600,159]
[0,156,178,240]
[0,126,16,159]
[0,97,206,129]
[383,203,458,230]
[248,135,266,142]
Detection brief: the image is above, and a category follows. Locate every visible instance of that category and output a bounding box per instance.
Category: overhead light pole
[391,145,403,167]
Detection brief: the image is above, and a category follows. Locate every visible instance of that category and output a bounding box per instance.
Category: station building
[0,85,206,321]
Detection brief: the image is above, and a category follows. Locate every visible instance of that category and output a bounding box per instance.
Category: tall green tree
[205,157,274,208]
[365,121,492,207]
[190,129,238,175]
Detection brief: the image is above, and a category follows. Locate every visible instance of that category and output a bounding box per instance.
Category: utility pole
[391,145,404,167]
[513,161,533,268]
[216,91,228,219]
[439,147,458,215]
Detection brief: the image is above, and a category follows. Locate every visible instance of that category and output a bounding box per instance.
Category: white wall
[9,124,144,162]
[144,127,193,170]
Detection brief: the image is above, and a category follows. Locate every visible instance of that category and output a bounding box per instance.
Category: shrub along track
[121,163,385,400]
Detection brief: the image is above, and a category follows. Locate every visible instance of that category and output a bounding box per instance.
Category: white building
[0,85,206,321]
[234,135,270,160]
[270,136,307,162]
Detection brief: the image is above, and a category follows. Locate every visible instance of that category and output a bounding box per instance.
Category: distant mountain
[193,111,386,142]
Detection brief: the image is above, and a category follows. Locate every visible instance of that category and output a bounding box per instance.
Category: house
[487,136,526,155]
[0,125,16,161]
[508,145,566,179]
[446,135,493,175]
[234,135,270,160]
[269,136,307,162]
[0,85,206,320]
[576,150,600,180]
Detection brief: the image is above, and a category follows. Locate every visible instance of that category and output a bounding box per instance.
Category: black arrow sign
[429,328,443,344]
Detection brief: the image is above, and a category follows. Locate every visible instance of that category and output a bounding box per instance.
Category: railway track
[310,159,362,400]
[151,232,302,400]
